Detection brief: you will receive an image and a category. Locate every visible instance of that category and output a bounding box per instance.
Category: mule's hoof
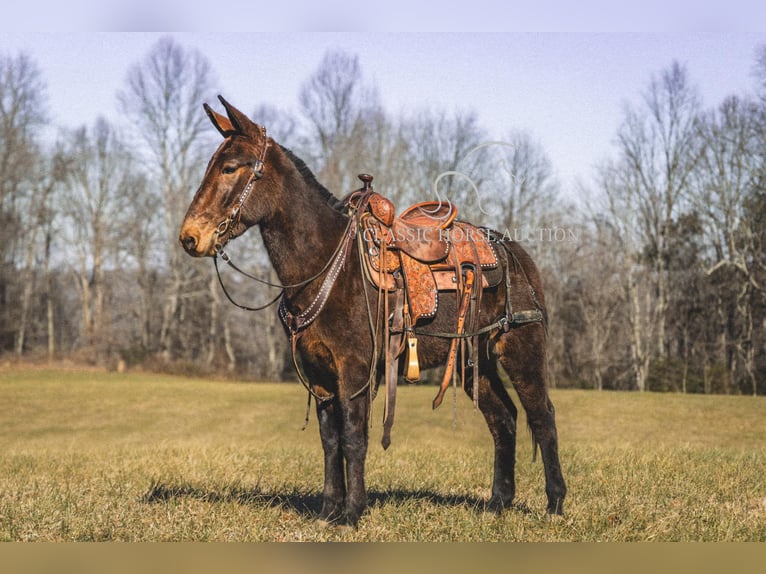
[316,517,359,531]
[547,501,565,515]
[485,495,512,514]
[342,513,361,529]
[316,511,344,529]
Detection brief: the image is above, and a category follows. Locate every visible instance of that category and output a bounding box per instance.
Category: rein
[212,193,371,314]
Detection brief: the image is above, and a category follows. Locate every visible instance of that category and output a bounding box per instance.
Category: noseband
[214,125,270,252]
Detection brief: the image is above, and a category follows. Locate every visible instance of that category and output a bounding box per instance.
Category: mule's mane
[279,144,346,213]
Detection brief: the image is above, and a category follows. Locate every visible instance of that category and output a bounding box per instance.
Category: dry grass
[1,366,764,541]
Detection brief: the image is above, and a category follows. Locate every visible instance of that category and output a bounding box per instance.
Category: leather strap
[467,237,483,408]
[382,280,405,449]
[405,334,420,381]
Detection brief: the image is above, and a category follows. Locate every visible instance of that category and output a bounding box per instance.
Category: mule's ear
[217,95,256,136]
[204,103,237,138]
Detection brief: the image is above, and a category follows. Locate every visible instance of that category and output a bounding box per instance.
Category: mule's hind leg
[466,361,520,512]
[497,328,567,514]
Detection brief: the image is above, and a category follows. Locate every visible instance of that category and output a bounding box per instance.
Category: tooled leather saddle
[347,174,503,448]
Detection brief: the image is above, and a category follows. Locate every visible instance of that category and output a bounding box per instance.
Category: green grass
[1,366,765,541]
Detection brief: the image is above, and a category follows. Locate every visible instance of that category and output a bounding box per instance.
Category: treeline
[1,36,764,394]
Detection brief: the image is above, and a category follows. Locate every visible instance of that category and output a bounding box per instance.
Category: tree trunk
[159,271,180,361]
[681,327,689,394]
[223,321,236,373]
[656,248,667,360]
[45,229,55,362]
[627,258,648,392]
[15,228,40,355]
[591,324,603,391]
[75,270,93,348]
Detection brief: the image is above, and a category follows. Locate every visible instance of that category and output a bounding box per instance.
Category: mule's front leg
[316,398,345,524]
[339,392,370,527]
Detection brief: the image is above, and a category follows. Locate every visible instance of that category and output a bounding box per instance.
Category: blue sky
[1,33,764,193]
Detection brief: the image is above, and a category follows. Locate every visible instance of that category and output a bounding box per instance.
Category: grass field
[1,366,764,541]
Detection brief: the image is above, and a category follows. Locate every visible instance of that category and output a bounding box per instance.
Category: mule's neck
[256,151,349,299]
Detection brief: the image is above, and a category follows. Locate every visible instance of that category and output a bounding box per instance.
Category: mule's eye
[222,165,238,175]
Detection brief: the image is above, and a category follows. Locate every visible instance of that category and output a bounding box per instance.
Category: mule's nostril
[181,234,197,252]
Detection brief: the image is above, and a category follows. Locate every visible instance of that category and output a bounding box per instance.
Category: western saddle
[347,174,504,448]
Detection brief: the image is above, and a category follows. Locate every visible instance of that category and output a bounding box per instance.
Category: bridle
[213,125,270,253]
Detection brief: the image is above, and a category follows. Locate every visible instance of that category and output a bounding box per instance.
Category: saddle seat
[367,193,457,263]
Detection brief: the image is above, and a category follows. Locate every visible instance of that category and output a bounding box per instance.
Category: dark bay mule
[179,97,566,526]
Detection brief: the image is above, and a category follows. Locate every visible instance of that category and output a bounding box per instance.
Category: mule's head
[179,96,272,257]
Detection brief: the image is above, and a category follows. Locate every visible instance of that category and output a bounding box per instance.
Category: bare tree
[487,130,560,234]
[251,103,298,144]
[299,49,383,193]
[0,52,48,221]
[556,210,627,391]
[616,62,702,362]
[14,149,63,357]
[694,96,764,395]
[118,36,218,361]
[119,170,158,353]
[299,51,369,149]
[0,52,49,354]
[398,107,487,214]
[755,43,766,106]
[596,158,654,391]
[57,118,139,360]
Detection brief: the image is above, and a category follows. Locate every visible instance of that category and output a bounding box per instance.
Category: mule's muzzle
[179,227,213,257]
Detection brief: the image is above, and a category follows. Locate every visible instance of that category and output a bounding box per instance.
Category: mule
[179,97,566,526]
